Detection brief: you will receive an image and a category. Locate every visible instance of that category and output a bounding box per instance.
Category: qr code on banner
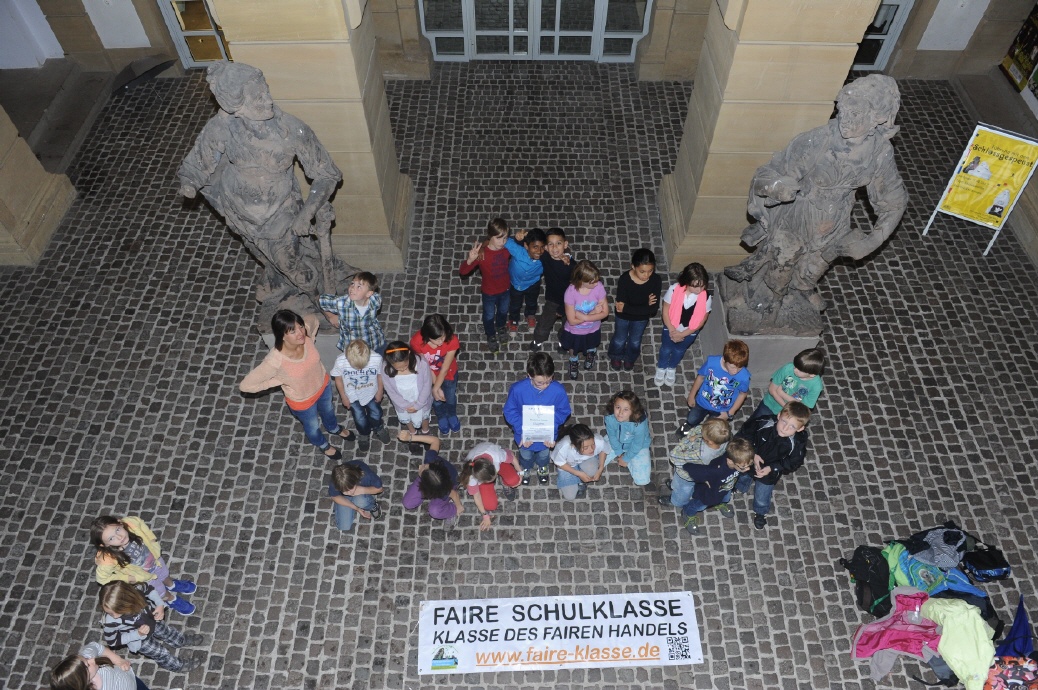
[666,635,691,660]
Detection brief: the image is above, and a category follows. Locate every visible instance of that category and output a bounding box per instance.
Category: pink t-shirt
[563,282,606,335]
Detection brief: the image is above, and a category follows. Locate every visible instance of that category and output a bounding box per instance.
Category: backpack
[963,542,1012,582]
[840,545,893,617]
[985,656,1038,690]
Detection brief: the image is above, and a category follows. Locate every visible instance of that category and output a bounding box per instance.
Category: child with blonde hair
[331,338,388,453]
[660,417,732,510]
[560,259,609,380]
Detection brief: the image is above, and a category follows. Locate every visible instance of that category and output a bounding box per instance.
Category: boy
[502,352,572,485]
[678,339,751,437]
[677,437,755,535]
[319,271,386,354]
[748,347,825,421]
[659,417,732,509]
[531,227,572,351]
[328,460,383,532]
[734,401,810,531]
[330,339,389,452]
[505,228,547,332]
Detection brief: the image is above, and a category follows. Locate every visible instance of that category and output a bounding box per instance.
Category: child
[531,227,573,351]
[331,339,389,453]
[676,438,755,535]
[748,347,825,421]
[505,228,547,332]
[654,262,711,387]
[460,218,511,353]
[320,271,386,355]
[380,341,433,448]
[410,314,461,435]
[560,259,609,380]
[661,417,732,509]
[98,581,204,673]
[398,431,464,525]
[91,516,197,616]
[603,391,652,487]
[460,442,523,531]
[608,248,662,371]
[734,401,811,531]
[50,642,149,690]
[552,424,609,500]
[328,460,384,532]
[502,352,572,485]
[679,339,751,436]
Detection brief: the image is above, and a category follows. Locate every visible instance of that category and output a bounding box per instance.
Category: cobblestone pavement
[1,63,1036,690]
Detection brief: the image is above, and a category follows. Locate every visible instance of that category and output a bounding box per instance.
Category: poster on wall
[416,592,703,674]
[923,124,1038,254]
[1000,3,1038,91]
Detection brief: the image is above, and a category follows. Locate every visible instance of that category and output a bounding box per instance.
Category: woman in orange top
[241,310,355,459]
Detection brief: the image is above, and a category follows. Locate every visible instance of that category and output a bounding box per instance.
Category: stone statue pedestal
[260,332,343,373]
[699,289,820,389]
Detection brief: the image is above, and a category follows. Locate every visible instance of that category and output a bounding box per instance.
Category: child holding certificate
[502,352,572,486]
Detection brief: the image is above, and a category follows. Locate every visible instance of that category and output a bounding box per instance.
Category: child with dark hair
[410,314,462,435]
[320,272,385,354]
[678,339,751,436]
[603,391,652,486]
[460,218,511,353]
[380,340,433,451]
[608,248,661,371]
[460,442,523,531]
[399,432,464,526]
[655,262,711,387]
[502,352,572,486]
[747,347,825,421]
[98,582,204,673]
[505,228,547,332]
[531,227,573,351]
[551,424,609,500]
[328,460,384,531]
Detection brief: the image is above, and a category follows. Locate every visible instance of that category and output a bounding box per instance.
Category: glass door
[156,0,231,68]
[853,0,914,71]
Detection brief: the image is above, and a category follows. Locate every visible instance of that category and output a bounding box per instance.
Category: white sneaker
[653,368,666,386]
[664,368,676,386]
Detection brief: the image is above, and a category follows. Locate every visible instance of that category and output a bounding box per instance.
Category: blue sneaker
[167,595,196,615]
[448,416,461,433]
[437,417,450,435]
[170,579,197,594]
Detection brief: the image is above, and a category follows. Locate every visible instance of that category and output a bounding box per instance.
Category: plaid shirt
[319,292,385,352]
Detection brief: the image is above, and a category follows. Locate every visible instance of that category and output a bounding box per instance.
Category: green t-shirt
[762,362,823,414]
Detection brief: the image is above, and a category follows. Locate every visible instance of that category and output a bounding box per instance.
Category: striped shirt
[319,291,385,352]
[79,642,139,690]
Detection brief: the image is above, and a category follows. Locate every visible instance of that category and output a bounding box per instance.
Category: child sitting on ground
[331,339,388,453]
[320,271,386,354]
[747,347,825,421]
[603,390,652,487]
[552,424,609,500]
[734,401,811,531]
[660,417,732,510]
[328,460,384,532]
[399,431,464,526]
[678,339,751,437]
[502,352,572,486]
[460,442,523,531]
[676,438,755,535]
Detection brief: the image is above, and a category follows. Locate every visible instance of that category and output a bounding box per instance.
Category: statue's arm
[749,130,824,211]
[177,117,227,198]
[826,150,908,261]
[289,117,343,235]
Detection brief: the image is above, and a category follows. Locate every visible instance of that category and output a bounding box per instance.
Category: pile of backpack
[840,520,1036,689]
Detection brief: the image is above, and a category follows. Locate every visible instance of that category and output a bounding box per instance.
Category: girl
[560,259,609,380]
[399,431,464,525]
[240,309,355,460]
[98,582,203,673]
[551,424,609,500]
[460,441,523,531]
[603,391,652,487]
[409,314,461,435]
[50,643,148,690]
[608,248,662,371]
[459,218,511,353]
[91,515,197,616]
[655,262,711,387]
[380,341,433,452]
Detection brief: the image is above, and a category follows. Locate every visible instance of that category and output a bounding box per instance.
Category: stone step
[331,233,406,272]
[29,65,113,173]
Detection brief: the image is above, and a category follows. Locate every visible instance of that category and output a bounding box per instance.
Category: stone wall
[637,0,711,81]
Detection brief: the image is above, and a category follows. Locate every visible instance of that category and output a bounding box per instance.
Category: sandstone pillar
[209,0,413,271]
[0,106,76,265]
[658,0,880,271]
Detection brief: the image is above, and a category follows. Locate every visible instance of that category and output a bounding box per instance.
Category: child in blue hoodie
[603,391,652,487]
[505,228,547,333]
[503,352,572,485]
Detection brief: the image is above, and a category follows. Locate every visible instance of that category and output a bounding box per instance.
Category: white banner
[417,591,703,674]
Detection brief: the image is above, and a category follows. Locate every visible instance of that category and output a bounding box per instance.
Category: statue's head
[835,74,900,141]
[206,62,275,121]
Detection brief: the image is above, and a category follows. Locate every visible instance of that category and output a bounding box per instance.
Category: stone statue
[178,61,353,328]
[721,74,908,336]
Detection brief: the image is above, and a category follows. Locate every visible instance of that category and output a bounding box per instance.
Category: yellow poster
[937,125,1038,231]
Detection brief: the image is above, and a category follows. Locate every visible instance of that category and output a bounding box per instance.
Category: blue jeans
[735,473,776,515]
[333,493,376,531]
[288,382,343,450]
[668,471,695,508]
[517,447,551,470]
[432,377,458,422]
[681,492,730,518]
[349,398,384,436]
[608,317,649,364]
[481,291,510,338]
[657,326,700,370]
[509,283,541,321]
[685,403,717,428]
[747,400,776,422]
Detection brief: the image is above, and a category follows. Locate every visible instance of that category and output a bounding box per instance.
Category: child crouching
[461,442,523,531]
[400,431,464,526]
[660,417,731,509]
[677,437,755,535]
